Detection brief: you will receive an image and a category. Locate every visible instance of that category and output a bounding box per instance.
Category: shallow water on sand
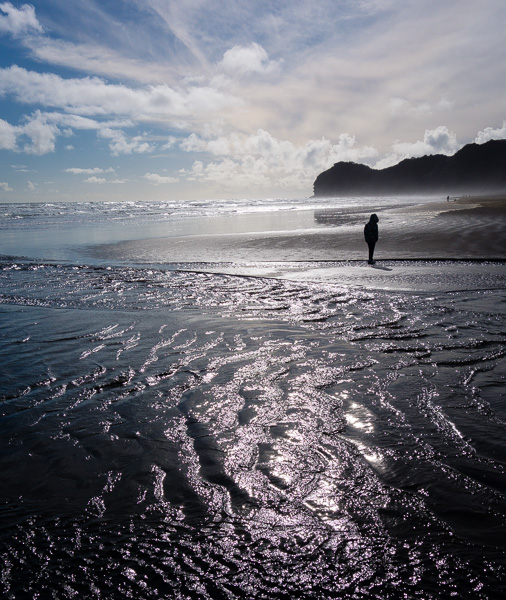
[1,260,505,598]
[0,196,449,264]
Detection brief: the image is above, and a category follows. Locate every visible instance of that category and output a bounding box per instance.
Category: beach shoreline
[89,193,506,262]
[85,194,506,292]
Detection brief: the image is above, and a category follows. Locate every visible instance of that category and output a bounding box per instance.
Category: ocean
[1,198,505,599]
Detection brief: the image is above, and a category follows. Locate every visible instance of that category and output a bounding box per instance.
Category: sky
[0,0,505,202]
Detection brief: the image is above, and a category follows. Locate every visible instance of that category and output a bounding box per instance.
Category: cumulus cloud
[143,173,179,184]
[218,43,282,76]
[0,181,13,192]
[475,121,506,144]
[1,111,61,155]
[21,112,60,155]
[0,2,43,37]
[392,126,459,156]
[98,128,153,155]
[161,137,177,150]
[0,108,152,157]
[181,129,376,167]
[375,126,461,169]
[0,118,18,150]
[178,129,377,190]
[181,158,245,184]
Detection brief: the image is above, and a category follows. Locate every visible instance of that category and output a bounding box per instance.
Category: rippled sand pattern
[1,263,505,598]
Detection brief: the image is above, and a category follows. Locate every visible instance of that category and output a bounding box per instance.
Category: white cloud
[98,128,153,156]
[65,167,115,175]
[42,112,132,131]
[178,129,377,190]
[0,2,43,37]
[0,1,504,198]
[475,121,506,144]
[162,137,177,150]
[84,175,126,184]
[0,118,18,150]
[393,126,459,156]
[0,181,13,192]
[0,109,153,157]
[180,132,229,154]
[21,112,60,155]
[143,173,179,184]
[27,180,36,191]
[375,126,461,169]
[181,129,376,168]
[84,176,107,184]
[219,43,282,76]
[0,66,241,121]
[1,112,60,154]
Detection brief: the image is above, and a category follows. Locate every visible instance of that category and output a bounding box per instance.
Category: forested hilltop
[313,139,506,196]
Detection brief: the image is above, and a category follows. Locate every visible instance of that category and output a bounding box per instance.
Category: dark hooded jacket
[364,214,379,244]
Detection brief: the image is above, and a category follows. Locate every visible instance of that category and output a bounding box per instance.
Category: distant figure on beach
[447,195,450,202]
[364,213,379,264]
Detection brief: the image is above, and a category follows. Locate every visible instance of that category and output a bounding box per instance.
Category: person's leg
[368,242,375,263]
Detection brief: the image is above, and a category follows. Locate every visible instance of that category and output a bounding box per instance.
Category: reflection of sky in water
[1,251,505,597]
[0,195,444,262]
[0,209,328,261]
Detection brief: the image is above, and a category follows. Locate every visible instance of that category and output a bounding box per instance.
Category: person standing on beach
[364,213,379,264]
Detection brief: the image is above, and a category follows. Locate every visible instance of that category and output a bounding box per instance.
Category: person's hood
[369,214,379,223]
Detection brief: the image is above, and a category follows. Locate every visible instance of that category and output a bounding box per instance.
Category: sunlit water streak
[0,196,446,264]
[1,258,505,599]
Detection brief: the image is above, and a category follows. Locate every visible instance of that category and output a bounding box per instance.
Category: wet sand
[3,198,506,598]
[90,194,506,292]
[95,194,506,261]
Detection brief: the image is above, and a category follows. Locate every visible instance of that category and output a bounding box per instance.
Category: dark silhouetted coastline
[313,139,506,196]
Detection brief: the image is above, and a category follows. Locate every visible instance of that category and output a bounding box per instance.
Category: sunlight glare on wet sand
[1,197,505,598]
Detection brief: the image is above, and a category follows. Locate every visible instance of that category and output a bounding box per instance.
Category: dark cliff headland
[313,139,506,196]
